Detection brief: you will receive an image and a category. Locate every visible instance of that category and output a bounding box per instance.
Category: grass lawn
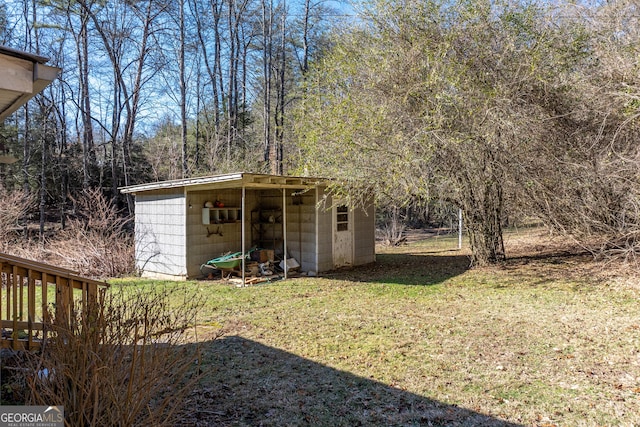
[113,229,640,426]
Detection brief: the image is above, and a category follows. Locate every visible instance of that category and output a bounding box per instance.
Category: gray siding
[135,191,186,278]
[284,192,317,272]
[353,198,376,266]
[316,190,334,272]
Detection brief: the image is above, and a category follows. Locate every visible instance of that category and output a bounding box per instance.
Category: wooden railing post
[0,269,3,330]
[55,276,69,330]
[27,270,35,350]
[0,253,108,351]
[12,266,18,350]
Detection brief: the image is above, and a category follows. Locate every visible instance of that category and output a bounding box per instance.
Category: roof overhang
[119,173,329,195]
[0,46,61,122]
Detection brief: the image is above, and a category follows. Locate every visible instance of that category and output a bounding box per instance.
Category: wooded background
[1,0,332,199]
[3,0,640,268]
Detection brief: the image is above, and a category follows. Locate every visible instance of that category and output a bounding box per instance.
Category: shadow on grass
[192,336,521,426]
[324,252,470,286]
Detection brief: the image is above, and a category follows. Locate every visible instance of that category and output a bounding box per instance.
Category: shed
[119,173,375,280]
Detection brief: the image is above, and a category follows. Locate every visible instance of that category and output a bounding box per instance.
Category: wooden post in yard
[242,186,246,287]
[458,208,463,250]
[282,188,287,280]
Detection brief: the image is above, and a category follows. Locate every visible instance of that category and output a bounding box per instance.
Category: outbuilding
[119,173,375,281]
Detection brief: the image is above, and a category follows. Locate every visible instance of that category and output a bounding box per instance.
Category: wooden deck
[0,253,109,351]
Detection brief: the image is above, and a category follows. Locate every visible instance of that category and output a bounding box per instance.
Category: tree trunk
[301,0,310,75]
[39,126,46,241]
[460,167,506,266]
[273,4,286,175]
[78,9,94,189]
[464,209,505,266]
[22,0,34,195]
[241,25,250,140]
[195,54,201,169]
[262,0,273,169]
[22,105,30,194]
[110,66,120,201]
[122,0,154,213]
[180,0,188,177]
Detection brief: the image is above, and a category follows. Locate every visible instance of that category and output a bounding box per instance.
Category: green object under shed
[206,252,245,270]
[201,248,259,276]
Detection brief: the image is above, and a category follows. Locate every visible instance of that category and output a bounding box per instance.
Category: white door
[333,204,353,267]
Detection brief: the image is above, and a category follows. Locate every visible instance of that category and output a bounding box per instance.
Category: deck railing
[0,253,109,351]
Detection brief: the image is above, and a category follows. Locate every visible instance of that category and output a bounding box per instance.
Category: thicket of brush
[0,186,134,278]
[44,188,134,277]
[19,285,204,426]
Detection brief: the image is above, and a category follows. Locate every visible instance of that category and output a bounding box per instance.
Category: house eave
[0,46,61,122]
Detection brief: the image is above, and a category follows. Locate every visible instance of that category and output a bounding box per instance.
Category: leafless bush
[46,189,134,277]
[24,285,204,426]
[377,206,406,246]
[0,186,35,252]
[512,133,640,263]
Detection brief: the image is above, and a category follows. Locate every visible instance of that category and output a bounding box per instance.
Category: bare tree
[262,0,274,170]
[77,0,164,210]
[179,0,188,177]
[273,0,286,175]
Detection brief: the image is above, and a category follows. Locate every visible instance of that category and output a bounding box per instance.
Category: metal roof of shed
[119,172,328,194]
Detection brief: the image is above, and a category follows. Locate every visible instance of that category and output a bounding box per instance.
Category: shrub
[45,188,134,277]
[0,186,35,253]
[24,284,204,426]
[377,206,406,246]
